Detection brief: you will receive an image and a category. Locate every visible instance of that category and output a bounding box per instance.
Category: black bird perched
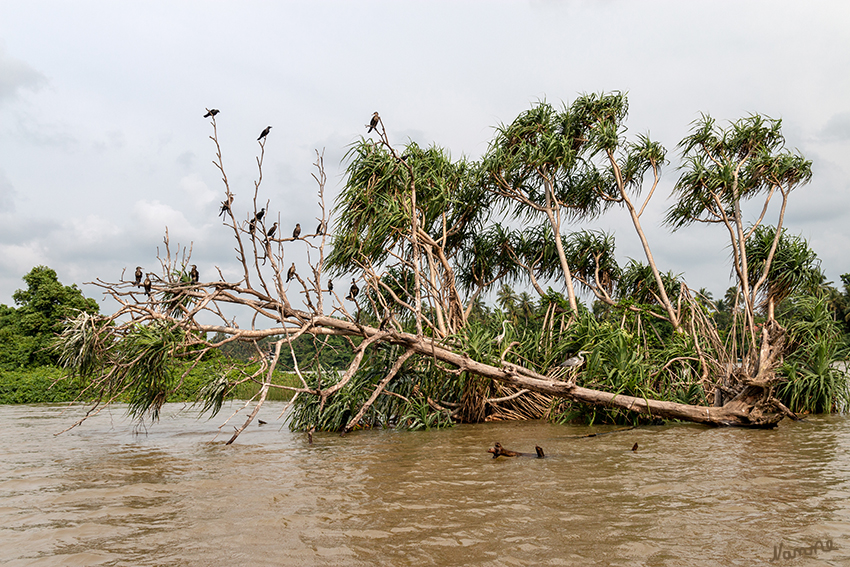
[266,222,278,239]
[219,194,233,218]
[286,263,297,283]
[190,264,199,284]
[346,278,359,301]
[328,280,334,292]
[248,218,257,235]
[143,275,152,297]
[257,126,272,140]
[134,266,143,287]
[292,223,301,239]
[367,112,379,133]
[203,109,219,118]
[255,207,265,222]
[316,220,325,235]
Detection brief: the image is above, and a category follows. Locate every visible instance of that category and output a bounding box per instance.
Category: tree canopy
[0,266,99,369]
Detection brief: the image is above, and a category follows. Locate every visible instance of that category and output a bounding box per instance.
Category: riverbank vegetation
[31,93,850,441]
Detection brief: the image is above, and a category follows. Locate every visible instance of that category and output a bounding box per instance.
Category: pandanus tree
[481,93,681,328]
[666,114,813,415]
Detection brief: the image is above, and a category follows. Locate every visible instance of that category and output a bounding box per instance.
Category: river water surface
[1,402,849,566]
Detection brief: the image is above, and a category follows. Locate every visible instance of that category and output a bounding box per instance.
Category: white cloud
[179,173,215,205]
[0,45,46,103]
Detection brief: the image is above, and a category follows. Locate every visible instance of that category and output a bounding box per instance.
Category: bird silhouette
[328,280,334,292]
[367,112,379,133]
[203,109,219,118]
[135,267,143,287]
[219,194,233,218]
[286,263,297,283]
[267,222,278,239]
[346,278,359,301]
[255,208,265,222]
[190,264,199,284]
[143,275,152,297]
[248,218,257,235]
[292,223,301,239]
[316,220,325,235]
[258,126,272,140]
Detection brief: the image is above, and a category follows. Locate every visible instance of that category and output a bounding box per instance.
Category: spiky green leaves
[666,114,812,230]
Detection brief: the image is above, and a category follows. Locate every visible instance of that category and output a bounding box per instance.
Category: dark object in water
[258,419,267,426]
[632,442,639,452]
[488,442,545,459]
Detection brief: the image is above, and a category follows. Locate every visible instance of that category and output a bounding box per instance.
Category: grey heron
[559,350,589,369]
[494,320,512,344]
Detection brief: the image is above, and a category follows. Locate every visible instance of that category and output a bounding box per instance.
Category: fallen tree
[56,95,829,442]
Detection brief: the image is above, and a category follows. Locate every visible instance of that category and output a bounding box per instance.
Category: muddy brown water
[1,403,849,566]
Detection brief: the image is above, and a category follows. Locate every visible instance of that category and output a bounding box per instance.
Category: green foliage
[0,366,84,404]
[667,114,812,231]
[0,266,99,370]
[777,295,850,413]
[289,345,424,432]
[745,225,823,313]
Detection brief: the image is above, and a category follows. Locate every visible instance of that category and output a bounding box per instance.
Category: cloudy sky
[1,1,849,311]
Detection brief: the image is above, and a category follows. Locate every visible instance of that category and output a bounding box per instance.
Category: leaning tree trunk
[240,306,795,428]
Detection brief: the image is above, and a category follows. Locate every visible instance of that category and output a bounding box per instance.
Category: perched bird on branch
[367,112,379,133]
[135,266,143,287]
[286,263,297,283]
[266,222,278,239]
[248,218,257,235]
[316,220,325,235]
[346,278,359,301]
[255,207,265,222]
[292,223,301,239]
[190,264,199,284]
[258,126,272,140]
[328,280,334,292]
[203,109,219,118]
[559,351,588,369]
[143,275,152,297]
[219,194,233,218]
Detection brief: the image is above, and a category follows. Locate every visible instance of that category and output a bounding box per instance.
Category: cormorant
[367,112,379,133]
[143,275,152,297]
[190,264,199,284]
[203,109,220,118]
[255,207,265,222]
[292,223,301,239]
[328,280,333,292]
[248,218,257,235]
[219,194,233,217]
[135,266,143,287]
[258,126,272,140]
[346,278,359,301]
[267,222,278,239]
[286,263,297,283]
